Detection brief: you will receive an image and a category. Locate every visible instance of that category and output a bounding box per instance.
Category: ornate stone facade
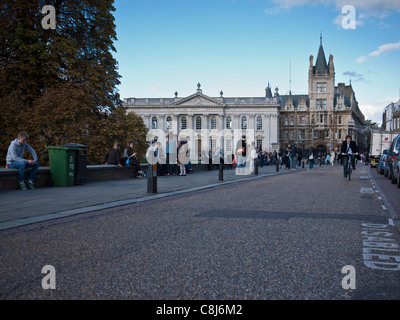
[278,39,367,154]
[124,84,280,164]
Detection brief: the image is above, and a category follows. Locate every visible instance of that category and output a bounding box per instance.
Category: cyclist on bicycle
[339,135,359,178]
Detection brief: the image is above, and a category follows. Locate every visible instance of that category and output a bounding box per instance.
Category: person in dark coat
[340,135,359,177]
[103,142,122,167]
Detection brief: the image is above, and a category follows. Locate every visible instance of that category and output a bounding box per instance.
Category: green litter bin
[46,144,88,187]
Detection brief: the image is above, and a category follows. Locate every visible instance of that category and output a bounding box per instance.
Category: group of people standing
[103,135,193,177]
[278,144,337,171]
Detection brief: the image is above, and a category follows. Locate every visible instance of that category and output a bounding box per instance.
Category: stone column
[173,114,179,137]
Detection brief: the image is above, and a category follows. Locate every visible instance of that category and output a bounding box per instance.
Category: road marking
[362,223,400,271]
[360,187,374,194]
[382,205,387,210]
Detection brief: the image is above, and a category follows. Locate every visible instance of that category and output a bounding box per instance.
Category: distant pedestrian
[291,144,298,169]
[166,134,177,176]
[330,149,336,167]
[178,140,188,176]
[297,148,302,167]
[308,147,314,170]
[298,148,306,168]
[103,142,122,167]
[123,142,141,175]
[6,131,39,190]
[286,144,292,169]
[236,136,247,173]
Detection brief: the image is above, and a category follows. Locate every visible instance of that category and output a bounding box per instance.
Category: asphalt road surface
[1,164,400,301]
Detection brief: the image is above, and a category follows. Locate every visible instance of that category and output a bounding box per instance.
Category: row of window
[283,115,343,126]
[283,102,347,111]
[283,129,350,141]
[208,139,265,152]
[151,116,264,131]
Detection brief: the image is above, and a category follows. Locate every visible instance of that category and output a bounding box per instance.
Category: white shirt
[347,143,353,154]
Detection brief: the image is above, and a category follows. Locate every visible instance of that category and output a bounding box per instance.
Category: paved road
[1,163,399,301]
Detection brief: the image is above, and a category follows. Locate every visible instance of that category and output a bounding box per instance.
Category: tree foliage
[0,0,147,165]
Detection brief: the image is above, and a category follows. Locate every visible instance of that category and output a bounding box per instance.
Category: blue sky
[113,0,400,125]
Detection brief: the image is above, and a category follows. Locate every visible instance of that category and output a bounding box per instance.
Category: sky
[112,0,400,125]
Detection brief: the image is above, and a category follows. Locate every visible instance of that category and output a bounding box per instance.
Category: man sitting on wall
[6,131,39,190]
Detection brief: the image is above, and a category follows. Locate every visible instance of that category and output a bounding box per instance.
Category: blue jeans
[343,155,355,176]
[9,161,39,182]
[309,159,314,169]
[289,157,293,169]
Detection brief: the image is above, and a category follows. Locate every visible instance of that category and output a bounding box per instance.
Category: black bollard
[219,163,223,181]
[147,163,157,193]
[276,158,279,172]
[254,159,258,175]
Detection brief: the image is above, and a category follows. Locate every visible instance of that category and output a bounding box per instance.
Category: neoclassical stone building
[124,84,280,164]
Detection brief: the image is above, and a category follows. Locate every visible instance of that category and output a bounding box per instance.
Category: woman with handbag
[308,147,314,170]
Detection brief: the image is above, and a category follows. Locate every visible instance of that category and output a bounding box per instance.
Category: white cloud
[356,40,400,63]
[333,0,400,15]
[369,41,400,57]
[265,0,400,25]
[355,56,367,63]
[359,97,398,124]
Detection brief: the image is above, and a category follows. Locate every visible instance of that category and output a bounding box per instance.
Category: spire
[315,34,328,74]
[265,80,273,98]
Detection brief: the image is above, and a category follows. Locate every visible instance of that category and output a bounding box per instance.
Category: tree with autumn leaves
[0,0,148,165]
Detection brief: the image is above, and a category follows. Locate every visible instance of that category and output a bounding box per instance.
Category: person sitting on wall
[6,131,39,190]
[122,141,141,175]
[103,142,123,167]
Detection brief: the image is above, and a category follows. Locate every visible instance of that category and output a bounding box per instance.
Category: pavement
[1,161,399,232]
[0,163,309,231]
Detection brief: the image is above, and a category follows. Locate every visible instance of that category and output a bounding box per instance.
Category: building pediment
[172,93,224,107]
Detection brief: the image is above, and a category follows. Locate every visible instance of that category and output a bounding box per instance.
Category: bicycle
[340,152,357,181]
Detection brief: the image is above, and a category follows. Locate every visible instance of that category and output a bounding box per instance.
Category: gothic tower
[307,35,336,151]
[308,35,335,112]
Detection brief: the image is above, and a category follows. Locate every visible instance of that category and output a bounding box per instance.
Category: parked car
[377,149,389,175]
[384,150,392,178]
[387,134,400,187]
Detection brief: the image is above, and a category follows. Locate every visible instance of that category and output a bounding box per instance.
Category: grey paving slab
[0,164,326,230]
